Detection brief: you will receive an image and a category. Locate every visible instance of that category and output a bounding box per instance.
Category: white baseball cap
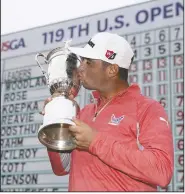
[69,32,134,69]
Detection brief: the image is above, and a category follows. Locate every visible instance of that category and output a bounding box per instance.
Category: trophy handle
[35,53,50,88]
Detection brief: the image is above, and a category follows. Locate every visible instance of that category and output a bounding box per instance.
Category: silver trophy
[35,41,81,151]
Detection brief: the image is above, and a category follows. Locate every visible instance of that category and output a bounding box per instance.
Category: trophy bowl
[35,44,81,151]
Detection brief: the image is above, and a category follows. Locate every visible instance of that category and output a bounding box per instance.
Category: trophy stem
[51,92,67,98]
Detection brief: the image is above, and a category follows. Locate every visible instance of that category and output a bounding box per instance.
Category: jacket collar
[90,84,141,104]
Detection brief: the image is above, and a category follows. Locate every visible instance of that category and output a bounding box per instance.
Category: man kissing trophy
[35,41,81,152]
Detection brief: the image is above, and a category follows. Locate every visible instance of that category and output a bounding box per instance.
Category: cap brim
[69,47,100,60]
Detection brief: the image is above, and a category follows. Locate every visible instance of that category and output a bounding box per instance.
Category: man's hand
[69,118,98,151]
[39,97,53,115]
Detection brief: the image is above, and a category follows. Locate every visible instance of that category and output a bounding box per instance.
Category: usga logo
[1,38,26,52]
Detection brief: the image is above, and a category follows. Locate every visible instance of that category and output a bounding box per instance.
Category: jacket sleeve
[89,102,174,188]
[47,149,71,176]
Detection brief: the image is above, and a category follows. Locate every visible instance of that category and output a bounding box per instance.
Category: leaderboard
[128,24,184,191]
[87,23,184,191]
[1,0,184,191]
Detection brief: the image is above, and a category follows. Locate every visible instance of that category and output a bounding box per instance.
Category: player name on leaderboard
[1,0,184,192]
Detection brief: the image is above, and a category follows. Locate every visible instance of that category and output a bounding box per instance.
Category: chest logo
[108,114,124,125]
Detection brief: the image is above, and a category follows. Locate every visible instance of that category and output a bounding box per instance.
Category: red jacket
[47,84,174,191]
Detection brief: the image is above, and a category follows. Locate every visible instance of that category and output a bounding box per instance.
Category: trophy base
[38,123,76,151]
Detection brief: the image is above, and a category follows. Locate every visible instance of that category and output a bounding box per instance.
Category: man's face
[77,58,109,90]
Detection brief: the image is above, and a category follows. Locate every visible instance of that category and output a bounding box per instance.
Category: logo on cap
[105,50,116,60]
[88,39,95,48]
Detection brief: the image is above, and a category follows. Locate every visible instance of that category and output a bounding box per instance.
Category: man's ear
[107,64,119,78]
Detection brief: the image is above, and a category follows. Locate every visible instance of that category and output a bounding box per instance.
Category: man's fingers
[69,125,79,133]
[44,97,52,106]
[68,94,75,100]
[73,139,86,151]
[73,136,83,148]
[39,110,45,115]
[72,117,85,126]
[39,97,53,115]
